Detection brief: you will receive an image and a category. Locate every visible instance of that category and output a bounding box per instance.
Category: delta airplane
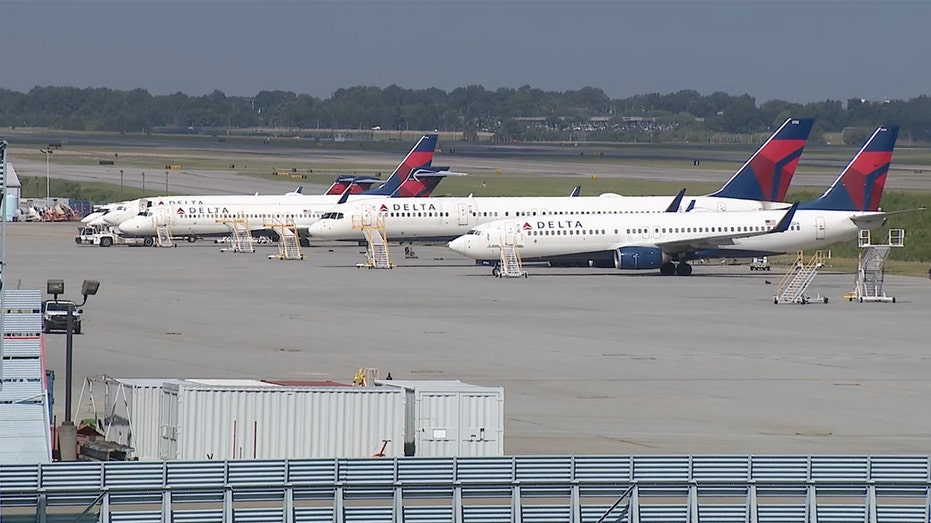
[448,126,914,276]
[115,135,464,243]
[99,134,448,228]
[307,117,814,243]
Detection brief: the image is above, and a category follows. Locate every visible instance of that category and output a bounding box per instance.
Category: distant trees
[2,84,931,143]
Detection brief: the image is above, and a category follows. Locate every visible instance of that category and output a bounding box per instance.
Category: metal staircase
[353,214,394,269]
[217,213,255,253]
[152,206,173,247]
[774,250,829,304]
[265,218,304,260]
[850,229,904,303]
[494,233,527,278]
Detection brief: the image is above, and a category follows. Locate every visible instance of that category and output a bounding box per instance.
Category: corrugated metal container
[159,381,406,461]
[376,380,505,457]
[107,378,166,460]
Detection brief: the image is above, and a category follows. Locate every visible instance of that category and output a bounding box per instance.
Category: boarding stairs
[217,213,255,253]
[850,229,904,303]
[495,233,527,278]
[265,218,304,260]
[774,250,829,304]
[353,214,394,269]
[152,207,173,247]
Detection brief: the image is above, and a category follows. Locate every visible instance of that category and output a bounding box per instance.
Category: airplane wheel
[892,297,896,303]
[187,236,198,243]
[823,297,829,304]
[491,267,500,277]
[659,262,676,276]
[676,263,693,276]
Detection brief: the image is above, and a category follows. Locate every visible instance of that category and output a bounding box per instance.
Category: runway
[10,223,931,455]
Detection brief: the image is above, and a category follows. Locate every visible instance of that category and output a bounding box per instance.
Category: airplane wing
[665,188,686,213]
[849,208,926,229]
[647,203,799,254]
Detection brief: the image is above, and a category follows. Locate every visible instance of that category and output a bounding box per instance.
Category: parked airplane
[101,134,442,228]
[448,126,912,276]
[307,118,814,243]
[114,135,462,243]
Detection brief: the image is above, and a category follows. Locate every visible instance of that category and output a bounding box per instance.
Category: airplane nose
[447,236,467,255]
[118,220,136,234]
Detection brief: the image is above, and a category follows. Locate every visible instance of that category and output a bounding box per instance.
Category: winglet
[772,202,799,233]
[336,185,352,205]
[665,188,686,212]
[295,186,303,194]
[569,186,582,197]
[684,199,696,212]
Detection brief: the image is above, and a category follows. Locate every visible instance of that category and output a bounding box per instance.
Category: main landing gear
[660,261,693,276]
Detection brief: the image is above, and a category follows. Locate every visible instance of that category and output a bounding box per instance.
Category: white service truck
[749,256,771,271]
[75,225,153,247]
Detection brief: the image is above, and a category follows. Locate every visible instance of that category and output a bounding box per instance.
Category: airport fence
[1,455,930,522]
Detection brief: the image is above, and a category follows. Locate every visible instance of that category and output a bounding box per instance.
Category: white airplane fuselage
[447,209,878,262]
[307,194,790,241]
[116,194,383,237]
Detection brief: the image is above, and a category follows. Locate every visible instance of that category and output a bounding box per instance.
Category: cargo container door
[459,392,504,456]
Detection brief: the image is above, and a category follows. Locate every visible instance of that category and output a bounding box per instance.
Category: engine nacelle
[614,247,665,270]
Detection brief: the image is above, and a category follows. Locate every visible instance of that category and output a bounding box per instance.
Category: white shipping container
[159,381,406,461]
[106,378,166,460]
[376,380,504,457]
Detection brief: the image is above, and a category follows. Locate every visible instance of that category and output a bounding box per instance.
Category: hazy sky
[3,1,929,103]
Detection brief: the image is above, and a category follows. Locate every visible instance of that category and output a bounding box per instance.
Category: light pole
[46,278,100,461]
[38,148,52,205]
[141,171,145,196]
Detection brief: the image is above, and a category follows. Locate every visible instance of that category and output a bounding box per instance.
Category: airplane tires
[675,263,693,276]
[491,267,501,277]
[186,236,198,243]
[143,237,155,247]
[659,262,676,276]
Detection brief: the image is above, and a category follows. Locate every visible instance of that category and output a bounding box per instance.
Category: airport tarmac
[7,222,931,455]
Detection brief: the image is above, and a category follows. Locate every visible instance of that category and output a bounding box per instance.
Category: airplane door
[153,206,171,226]
[361,205,374,226]
[457,204,469,226]
[816,216,825,240]
[503,221,522,245]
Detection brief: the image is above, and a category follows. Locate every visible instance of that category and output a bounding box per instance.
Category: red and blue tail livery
[711,117,814,202]
[365,134,438,196]
[800,125,898,212]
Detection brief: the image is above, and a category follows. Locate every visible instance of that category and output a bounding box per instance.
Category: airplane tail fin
[325,176,381,195]
[390,167,467,197]
[710,117,814,202]
[364,134,438,196]
[799,125,898,212]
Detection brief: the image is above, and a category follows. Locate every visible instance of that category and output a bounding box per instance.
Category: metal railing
[2,455,930,523]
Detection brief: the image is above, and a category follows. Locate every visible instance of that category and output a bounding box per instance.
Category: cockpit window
[321,212,344,220]
[468,229,482,235]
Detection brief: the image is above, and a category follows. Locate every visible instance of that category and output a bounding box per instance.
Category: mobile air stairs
[152,206,173,247]
[353,214,394,269]
[264,218,304,260]
[846,229,904,303]
[217,213,255,253]
[493,233,528,278]
[773,250,829,304]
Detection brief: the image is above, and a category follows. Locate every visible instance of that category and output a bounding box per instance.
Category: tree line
[2,85,931,144]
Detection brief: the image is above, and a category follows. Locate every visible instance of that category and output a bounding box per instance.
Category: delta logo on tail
[712,118,814,202]
[800,126,898,212]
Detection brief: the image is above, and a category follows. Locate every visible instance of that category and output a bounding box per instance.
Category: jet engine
[614,247,666,270]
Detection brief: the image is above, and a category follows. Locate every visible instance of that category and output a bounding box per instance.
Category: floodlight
[47,279,65,296]
[81,280,100,298]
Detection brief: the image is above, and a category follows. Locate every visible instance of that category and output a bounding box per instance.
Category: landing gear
[299,238,311,248]
[491,266,501,277]
[660,261,693,276]
[675,262,693,276]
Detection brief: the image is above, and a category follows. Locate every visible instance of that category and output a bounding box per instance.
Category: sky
[2,1,929,104]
